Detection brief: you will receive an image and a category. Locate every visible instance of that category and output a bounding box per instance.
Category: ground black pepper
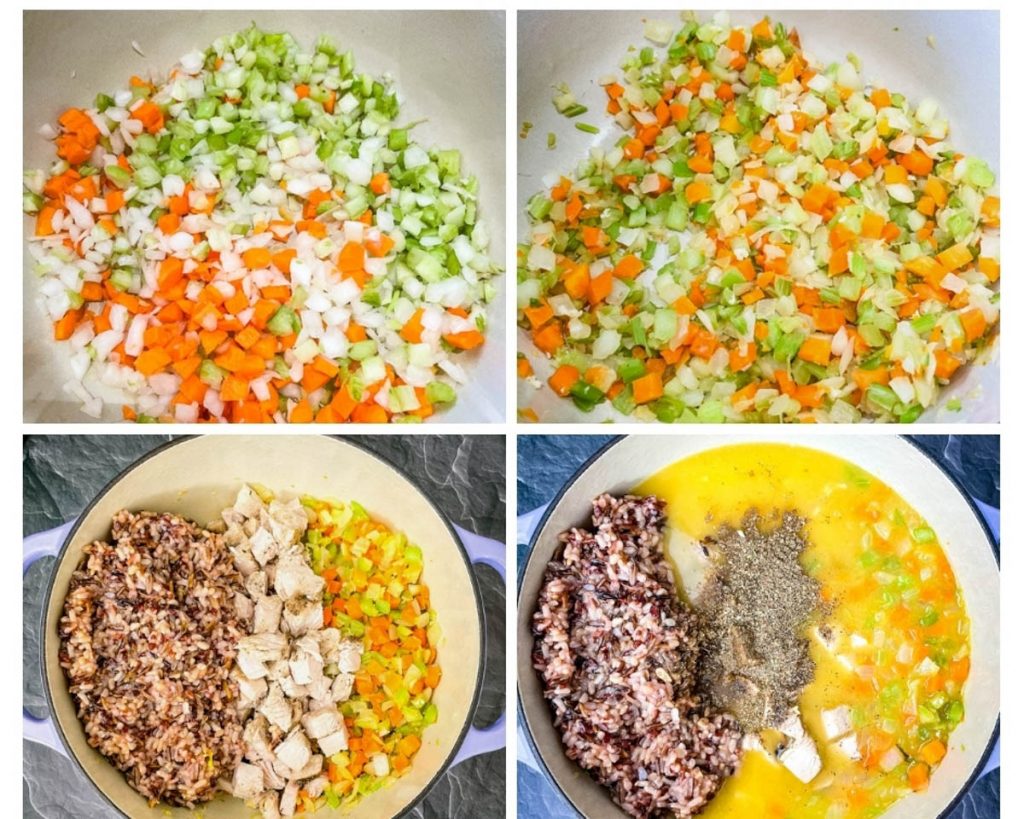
[695,509,822,733]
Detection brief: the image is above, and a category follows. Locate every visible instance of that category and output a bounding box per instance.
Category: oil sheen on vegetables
[637,443,970,819]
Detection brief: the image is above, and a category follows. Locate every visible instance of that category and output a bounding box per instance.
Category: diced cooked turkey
[317,725,349,756]
[227,486,362,811]
[821,705,854,740]
[337,639,364,673]
[273,729,312,774]
[234,485,265,519]
[231,545,259,577]
[268,498,309,546]
[289,649,324,686]
[232,763,265,800]
[255,595,284,634]
[778,732,822,783]
[301,707,342,739]
[283,597,323,635]
[292,753,324,780]
[260,759,287,791]
[235,671,269,711]
[835,733,861,760]
[331,672,354,702]
[250,528,280,566]
[235,592,255,622]
[304,775,329,799]
[319,628,341,664]
[279,781,300,817]
[259,683,294,732]
[243,716,275,763]
[246,570,269,599]
[274,554,325,600]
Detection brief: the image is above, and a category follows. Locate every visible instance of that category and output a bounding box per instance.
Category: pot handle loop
[516,505,548,547]
[451,525,506,765]
[24,520,76,757]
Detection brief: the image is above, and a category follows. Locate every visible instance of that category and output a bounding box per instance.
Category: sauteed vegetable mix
[25,26,499,423]
[518,14,999,423]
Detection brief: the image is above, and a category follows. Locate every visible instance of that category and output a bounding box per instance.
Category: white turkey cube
[231,762,265,800]
[317,725,349,756]
[234,485,264,518]
[274,729,312,774]
[235,671,268,709]
[279,781,300,817]
[778,733,822,784]
[337,639,364,673]
[254,595,283,634]
[835,733,861,761]
[878,745,904,773]
[283,597,323,636]
[249,528,280,566]
[302,707,342,739]
[821,705,854,740]
[331,672,354,702]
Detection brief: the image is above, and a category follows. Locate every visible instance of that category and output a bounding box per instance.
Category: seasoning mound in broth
[696,510,822,733]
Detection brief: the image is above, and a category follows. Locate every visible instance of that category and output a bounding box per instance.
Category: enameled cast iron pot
[517,435,999,819]
[25,435,505,818]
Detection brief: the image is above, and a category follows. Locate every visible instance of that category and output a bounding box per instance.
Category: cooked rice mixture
[532,494,742,818]
[58,510,247,806]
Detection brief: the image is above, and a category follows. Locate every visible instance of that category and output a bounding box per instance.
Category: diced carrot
[241,247,272,270]
[861,210,885,239]
[369,172,391,195]
[220,374,249,402]
[548,365,579,396]
[338,241,365,273]
[981,195,1000,227]
[673,295,697,315]
[908,762,930,792]
[295,84,310,99]
[53,309,82,341]
[532,322,563,355]
[352,402,389,423]
[801,183,834,215]
[899,150,934,177]
[565,193,583,223]
[729,341,757,372]
[400,308,425,343]
[521,299,555,329]
[977,257,1000,283]
[614,254,644,279]
[631,372,663,404]
[588,270,613,306]
[134,348,172,375]
[959,308,987,342]
[936,242,972,271]
[444,330,485,350]
[130,101,165,134]
[685,181,711,204]
[919,739,946,766]
[272,248,297,274]
[798,336,832,366]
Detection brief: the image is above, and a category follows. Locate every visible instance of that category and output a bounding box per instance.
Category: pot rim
[41,433,488,819]
[516,434,1000,819]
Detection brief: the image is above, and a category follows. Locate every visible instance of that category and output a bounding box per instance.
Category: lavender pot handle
[451,525,506,765]
[23,520,75,757]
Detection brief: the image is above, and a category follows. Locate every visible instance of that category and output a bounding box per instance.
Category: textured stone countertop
[24,434,505,819]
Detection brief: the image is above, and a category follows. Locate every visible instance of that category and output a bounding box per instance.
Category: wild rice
[532,494,742,818]
[58,510,247,807]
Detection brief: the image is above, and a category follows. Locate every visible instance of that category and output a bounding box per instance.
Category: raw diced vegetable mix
[24,26,499,423]
[302,496,440,809]
[518,13,999,423]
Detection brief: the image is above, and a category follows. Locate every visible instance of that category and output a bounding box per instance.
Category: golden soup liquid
[637,443,970,819]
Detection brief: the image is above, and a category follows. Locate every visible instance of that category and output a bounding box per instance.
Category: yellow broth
[637,443,970,819]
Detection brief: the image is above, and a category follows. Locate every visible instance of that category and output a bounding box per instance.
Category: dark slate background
[23,434,505,819]
[516,434,999,819]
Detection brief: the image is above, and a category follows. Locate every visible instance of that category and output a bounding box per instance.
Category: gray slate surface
[516,434,998,819]
[24,434,505,819]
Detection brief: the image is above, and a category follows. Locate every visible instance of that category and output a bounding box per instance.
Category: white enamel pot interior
[517,10,999,423]
[43,435,483,818]
[23,10,505,423]
[517,434,999,819]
